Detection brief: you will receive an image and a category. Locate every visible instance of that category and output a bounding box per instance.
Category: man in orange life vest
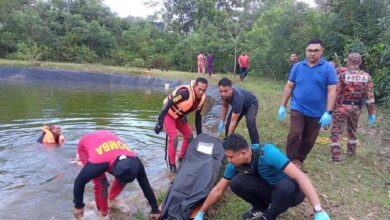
[37,124,64,144]
[73,130,160,219]
[154,77,208,173]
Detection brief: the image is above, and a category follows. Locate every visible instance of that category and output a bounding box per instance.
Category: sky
[103,0,317,18]
[103,0,162,18]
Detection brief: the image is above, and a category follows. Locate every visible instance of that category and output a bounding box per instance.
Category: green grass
[207,77,390,220]
[206,75,389,220]
[1,59,389,219]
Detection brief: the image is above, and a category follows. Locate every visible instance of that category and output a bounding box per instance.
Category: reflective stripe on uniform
[330,143,341,147]
[348,139,358,144]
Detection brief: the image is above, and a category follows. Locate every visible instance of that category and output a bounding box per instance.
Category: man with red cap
[330,53,376,161]
[72,130,160,219]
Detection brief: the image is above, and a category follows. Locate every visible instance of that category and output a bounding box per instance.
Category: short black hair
[223,134,249,152]
[218,77,232,87]
[195,77,208,85]
[306,38,323,47]
[291,52,299,55]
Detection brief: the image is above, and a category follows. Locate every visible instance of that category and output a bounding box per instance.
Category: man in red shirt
[238,51,250,81]
[72,130,160,219]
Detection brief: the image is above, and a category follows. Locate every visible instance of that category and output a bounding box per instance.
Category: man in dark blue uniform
[217,77,260,148]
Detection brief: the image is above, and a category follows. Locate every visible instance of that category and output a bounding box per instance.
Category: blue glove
[368,114,375,126]
[217,121,224,134]
[277,106,286,121]
[194,211,204,220]
[319,112,332,127]
[314,210,330,220]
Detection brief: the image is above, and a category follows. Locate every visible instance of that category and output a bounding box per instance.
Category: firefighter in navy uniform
[330,53,376,161]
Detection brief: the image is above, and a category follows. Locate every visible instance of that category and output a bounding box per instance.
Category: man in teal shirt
[194,134,330,220]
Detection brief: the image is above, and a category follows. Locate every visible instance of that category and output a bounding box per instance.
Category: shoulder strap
[253,146,262,176]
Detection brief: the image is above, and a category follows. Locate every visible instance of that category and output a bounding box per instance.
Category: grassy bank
[1,59,389,219]
[208,77,390,220]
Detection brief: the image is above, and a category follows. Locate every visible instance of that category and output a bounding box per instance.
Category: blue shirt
[288,58,338,117]
[223,144,290,185]
[228,87,258,114]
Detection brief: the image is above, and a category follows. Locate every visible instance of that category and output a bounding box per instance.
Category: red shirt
[77,130,136,167]
[238,55,250,68]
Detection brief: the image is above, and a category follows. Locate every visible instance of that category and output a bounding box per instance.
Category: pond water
[0,80,175,219]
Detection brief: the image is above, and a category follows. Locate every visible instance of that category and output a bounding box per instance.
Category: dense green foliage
[0,0,389,103]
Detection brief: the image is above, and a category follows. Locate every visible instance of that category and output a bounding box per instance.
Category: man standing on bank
[289,52,299,71]
[238,51,250,81]
[197,51,206,75]
[193,134,331,220]
[287,52,299,79]
[277,38,338,168]
[72,130,160,219]
[329,53,376,161]
[206,51,214,78]
[154,77,208,172]
[218,77,260,148]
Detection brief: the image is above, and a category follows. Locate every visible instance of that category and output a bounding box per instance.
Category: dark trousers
[230,174,304,220]
[240,67,248,80]
[225,103,260,144]
[286,110,321,162]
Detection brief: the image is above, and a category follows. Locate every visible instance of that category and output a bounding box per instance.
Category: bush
[149,54,171,71]
[6,43,42,61]
[132,58,145,68]
[372,67,390,106]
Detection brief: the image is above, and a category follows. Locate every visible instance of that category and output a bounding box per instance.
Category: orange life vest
[41,125,65,144]
[163,80,206,119]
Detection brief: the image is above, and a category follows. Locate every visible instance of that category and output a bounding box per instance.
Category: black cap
[112,155,139,183]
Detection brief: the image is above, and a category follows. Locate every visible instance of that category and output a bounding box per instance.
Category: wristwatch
[327,110,333,115]
[313,204,323,213]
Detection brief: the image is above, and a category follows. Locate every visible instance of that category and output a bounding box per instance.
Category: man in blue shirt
[278,38,338,168]
[193,134,330,220]
[218,77,260,147]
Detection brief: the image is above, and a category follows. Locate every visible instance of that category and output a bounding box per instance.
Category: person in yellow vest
[37,124,64,144]
[154,77,208,173]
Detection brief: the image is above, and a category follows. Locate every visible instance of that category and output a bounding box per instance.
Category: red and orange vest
[163,80,206,119]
